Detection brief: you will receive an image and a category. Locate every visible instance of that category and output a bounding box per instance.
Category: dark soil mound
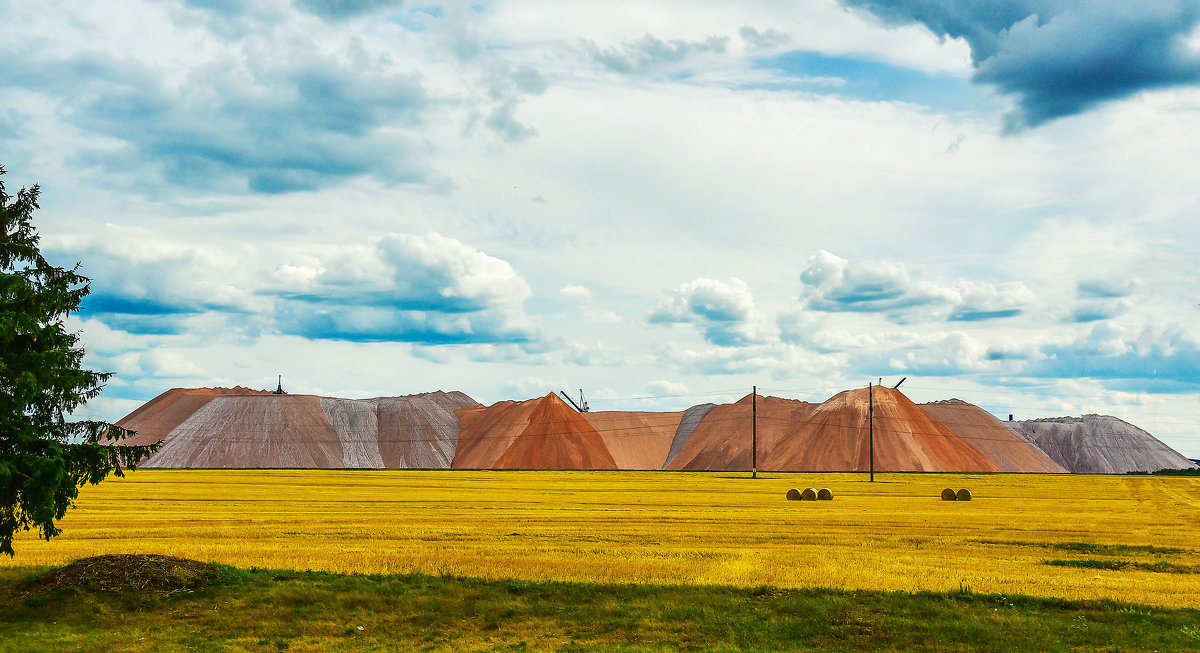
[15,554,220,597]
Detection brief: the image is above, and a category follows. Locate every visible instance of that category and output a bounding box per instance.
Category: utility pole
[752,385,758,479]
[868,382,874,482]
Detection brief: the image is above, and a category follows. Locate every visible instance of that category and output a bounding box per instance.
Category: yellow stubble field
[4,469,1199,608]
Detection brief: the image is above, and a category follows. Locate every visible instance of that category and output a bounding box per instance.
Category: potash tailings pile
[109,386,1197,474]
[108,387,476,468]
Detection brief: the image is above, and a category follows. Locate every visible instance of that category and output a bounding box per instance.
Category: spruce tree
[0,163,160,556]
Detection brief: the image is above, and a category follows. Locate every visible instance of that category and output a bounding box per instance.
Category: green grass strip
[3,565,1200,652]
[1044,559,1196,574]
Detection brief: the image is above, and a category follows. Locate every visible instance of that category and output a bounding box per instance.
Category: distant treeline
[1126,468,1200,476]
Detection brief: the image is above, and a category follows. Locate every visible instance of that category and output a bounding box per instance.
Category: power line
[112,400,1193,458]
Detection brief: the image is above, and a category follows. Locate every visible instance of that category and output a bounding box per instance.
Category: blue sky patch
[754,50,976,112]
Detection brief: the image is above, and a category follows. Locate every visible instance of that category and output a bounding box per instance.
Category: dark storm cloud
[841,0,1200,127]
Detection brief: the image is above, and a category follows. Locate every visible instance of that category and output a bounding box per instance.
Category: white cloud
[799,250,1036,322]
[6,0,1200,459]
[559,284,593,300]
[650,277,773,346]
[645,380,689,396]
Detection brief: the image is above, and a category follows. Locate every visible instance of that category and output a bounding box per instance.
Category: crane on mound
[559,389,589,412]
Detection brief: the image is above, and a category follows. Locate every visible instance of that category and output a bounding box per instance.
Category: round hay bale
[786,488,801,501]
[817,488,833,501]
[800,487,818,501]
[956,488,972,501]
[941,488,957,501]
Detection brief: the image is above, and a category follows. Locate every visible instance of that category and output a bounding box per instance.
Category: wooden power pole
[752,385,757,479]
[868,382,874,483]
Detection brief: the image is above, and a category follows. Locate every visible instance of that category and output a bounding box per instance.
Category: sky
[3,0,1199,457]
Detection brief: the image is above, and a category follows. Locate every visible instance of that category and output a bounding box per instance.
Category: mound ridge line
[107,386,1194,473]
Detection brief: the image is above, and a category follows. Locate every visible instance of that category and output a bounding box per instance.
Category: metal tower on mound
[559,389,589,412]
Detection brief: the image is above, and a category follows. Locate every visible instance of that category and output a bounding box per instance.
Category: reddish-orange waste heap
[108,385,1193,473]
[920,400,1065,473]
[454,393,617,469]
[666,395,815,471]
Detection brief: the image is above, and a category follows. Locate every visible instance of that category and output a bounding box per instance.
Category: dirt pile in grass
[1006,414,1198,473]
[454,393,618,469]
[111,388,477,469]
[14,554,220,598]
[920,400,1066,473]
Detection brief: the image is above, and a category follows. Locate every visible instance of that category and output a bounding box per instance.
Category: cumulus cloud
[650,277,769,346]
[581,34,731,76]
[0,6,461,196]
[842,0,1200,128]
[799,250,1034,322]
[3,46,435,194]
[645,380,689,396]
[1031,322,1200,389]
[279,233,531,311]
[739,26,791,51]
[49,227,537,345]
[559,284,593,300]
[44,227,263,333]
[271,232,536,343]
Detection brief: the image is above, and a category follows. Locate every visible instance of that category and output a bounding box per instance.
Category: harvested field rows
[4,470,1199,608]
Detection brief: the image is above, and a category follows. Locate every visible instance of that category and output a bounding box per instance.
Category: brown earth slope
[781,387,999,472]
[108,387,269,448]
[584,410,683,469]
[662,403,716,469]
[144,395,344,468]
[373,391,479,468]
[453,399,541,469]
[1006,414,1198,473]
[455,393,618,469]
[668,388,1002,472]
[114,388,475,469]
[920,400,1066,473]
[666,395,816,471]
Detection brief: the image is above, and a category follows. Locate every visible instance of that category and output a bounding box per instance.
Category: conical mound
[493,393,616,469]
[454,393,617,469]
[803,387,998,472]
[920,400,1066,473]
[452,398,543,469]
[1007,414,1198,473]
